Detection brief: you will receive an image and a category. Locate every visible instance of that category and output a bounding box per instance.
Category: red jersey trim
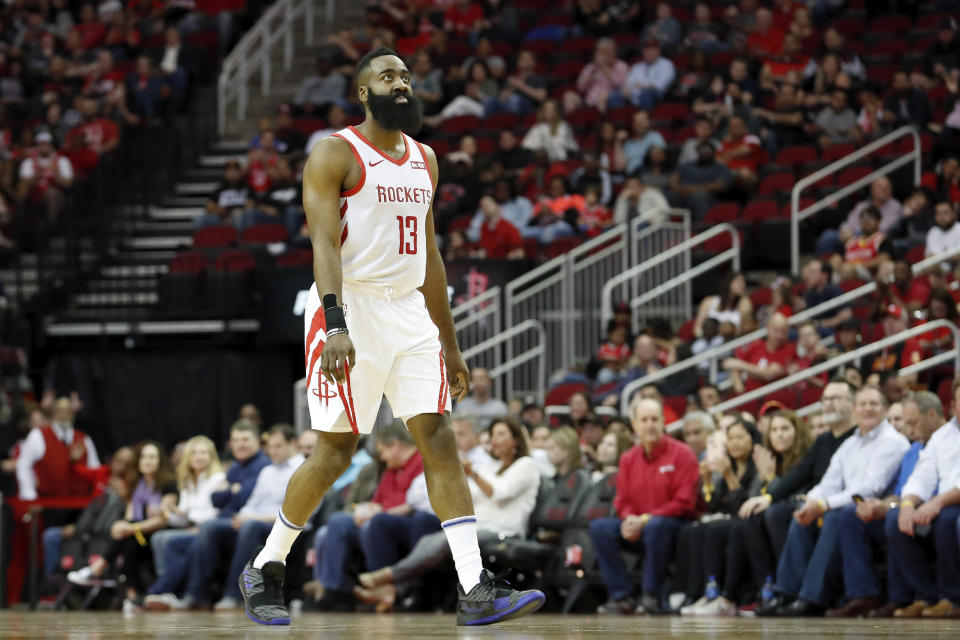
[348,125,410,166]
[331,133,366,197]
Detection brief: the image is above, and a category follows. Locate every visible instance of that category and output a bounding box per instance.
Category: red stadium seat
[742,199,780,222]
[169,251,209,273]
[522,40,555,56]
[831,17,865,37]
[447,215,473,233]
[276,248,313,268]
[523,237,540,260]
[651,102,691,123]
[241,223,288,244]
[704,202,741,224]
[440,115,480,135]
[798,386,823,409]
[775,145,818,169]
[780,198,816,219]
[821,142,857,163]
[701,230,744,253]
[564,37,597,54]
[551,59,586,79]
[749,287,772,307]
[916,13,951,30]
[757,172,795,196]
[544,382,590,407]
[677,318,695,342]
[481,112,518,131]
[543,237,582,258]
[214,249,256,272]
[868,15,912,34]
[193,225,237,248]
[937,378,954,416]
[663,396,687,418]
[837,166,873,188]
[905,245,926,264]
[867,64,898,84]
[292,117,326,136]
[566,107,601,129]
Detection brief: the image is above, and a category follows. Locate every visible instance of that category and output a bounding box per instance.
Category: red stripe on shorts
[305,306,327,390]
[339,362,358,433]
[437,350,447,413]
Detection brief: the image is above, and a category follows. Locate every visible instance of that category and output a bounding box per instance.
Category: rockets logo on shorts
[313,378,338,406]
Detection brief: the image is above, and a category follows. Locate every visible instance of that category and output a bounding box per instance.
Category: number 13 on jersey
[397,215,418,254]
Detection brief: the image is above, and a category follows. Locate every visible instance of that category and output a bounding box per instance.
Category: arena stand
[3,0,960,621]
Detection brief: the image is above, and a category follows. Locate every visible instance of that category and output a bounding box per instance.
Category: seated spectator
[545,426,584,483]
[424,60,499,126]
[678,117,719,166]
[678,418,762,614]
[612,176,669,225]
[697,385,721,412]
[408,50,443,115]
[748,8,784,58]
[634,384,681,432]
[566,38,629,113]
[455,368,508,428]
[619,335,662,389]
[818,27,866,82]
[798,258,852,334]
[467,179,532,242]
[754,80,806,155]
[760,33,810,84]
[685,2,728,54]
[691,318,727,377]
[521,99,578,162]
[149,436,224,583]
[294,54,347,115]
[305,105,348,153]
[492,50,546,116]
[492,129,532,173]
[148,25,193,107]
[196,425,304,611]
[474,196,523,259]
[578,185,612,236]
[882,71,931,130]
[816,177,903,265]
[195,160,249,229]
[126,55,176,118]
[451,415,495,471]
[694,272,754,338]
[790,321,829,390]
[872,386,960,618]
[682,411,717,461]
[41,447,135,579]
[142,419,269,610]
[268,103,308,154]
[591,398,699,614]
[622,41,675,110]
[827,392,940,617]
[831,207,895,281]
[889,189,934,255]
[592,427,633,482]
[926,18,960,79]
[354,417,540,608]
[65,96,120,166]
[634,145,671,192]
[571,154,612,206]
[67,441,178,610]
[641,3,682,51]
[527,176,580,243]
[863,305,923,377]
[925,201,960,258]
[667,143,732,221]
[807,89,859,150]
[16,396,99,501]
[240,156,300,235]
[757,386,909,617]
[921,157,960,206]
[723,313,795,395]
[887,401,907,438]
[246,130,281,195]
[17,131,74,223]
[917,288,959,361]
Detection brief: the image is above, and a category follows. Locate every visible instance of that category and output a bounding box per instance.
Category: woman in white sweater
[355,416,541,609]
[150,435,225,578]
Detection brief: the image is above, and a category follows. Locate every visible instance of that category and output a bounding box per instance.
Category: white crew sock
[442,516,484,593]
[253,510,304,569]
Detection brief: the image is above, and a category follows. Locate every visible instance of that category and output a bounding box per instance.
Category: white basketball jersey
[330,126,434,291]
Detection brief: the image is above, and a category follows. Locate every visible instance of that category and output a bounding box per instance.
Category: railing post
[911,128,922,186]
[262,45,271,96]
[791,186,800,276]
[284,2,293,71]
[306,0,315,47]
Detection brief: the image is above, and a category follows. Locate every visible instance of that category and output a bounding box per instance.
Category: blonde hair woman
[547,426,583,478]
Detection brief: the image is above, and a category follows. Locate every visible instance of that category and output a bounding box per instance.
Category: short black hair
[860,206,881,221]
[355,46,401,88]
[268,423,297,442]
[826,376,856,397]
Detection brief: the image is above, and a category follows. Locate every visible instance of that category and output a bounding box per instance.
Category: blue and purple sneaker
[239,551,290,626]
[456,569,545,626]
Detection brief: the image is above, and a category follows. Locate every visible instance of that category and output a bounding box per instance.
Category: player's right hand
[321,334,356,385]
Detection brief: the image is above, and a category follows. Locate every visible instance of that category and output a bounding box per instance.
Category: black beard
[367,90,423,133]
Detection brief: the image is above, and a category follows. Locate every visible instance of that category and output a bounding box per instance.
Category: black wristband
[322,293,347,330]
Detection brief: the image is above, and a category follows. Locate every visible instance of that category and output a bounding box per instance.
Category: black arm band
[322,293,347,330]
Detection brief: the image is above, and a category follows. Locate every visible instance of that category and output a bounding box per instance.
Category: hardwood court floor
[2,611,959,639]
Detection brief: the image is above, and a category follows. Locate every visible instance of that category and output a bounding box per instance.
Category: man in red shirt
[723,312,796,394]
[748,8,785,57]
[716,115,763,187]
[64,97,121,174]
[590,398,699,615]
[444,0,484,38]
[315,423,424,610]
[477,196,524,259]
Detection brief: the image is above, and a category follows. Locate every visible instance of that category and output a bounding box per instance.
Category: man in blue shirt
[826,391,943,617]
[666,143,732,221]
[800,259,851,336]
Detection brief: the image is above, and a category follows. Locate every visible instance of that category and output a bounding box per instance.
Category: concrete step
[100,264,169,278]
[174,181,218,195]
[161,196,207,208]
[87,278,158,293]
[72,291,159,307]
[118,250,178,264]
[150,206,200,222]
[124,236,191,250]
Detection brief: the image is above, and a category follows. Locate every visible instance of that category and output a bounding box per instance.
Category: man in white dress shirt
[924,201,960,259]
[765,386,910,616]
[16,397,99,501]
[884,379,960,618]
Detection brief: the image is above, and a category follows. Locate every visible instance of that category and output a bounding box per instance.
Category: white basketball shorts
[304,282,451,434]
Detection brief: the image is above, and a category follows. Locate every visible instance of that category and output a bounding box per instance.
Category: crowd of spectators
[209,0,960,260]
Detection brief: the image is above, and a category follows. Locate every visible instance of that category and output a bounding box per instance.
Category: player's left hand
[445,349,470,401]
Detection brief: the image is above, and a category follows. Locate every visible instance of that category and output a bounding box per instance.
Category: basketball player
[238,47,545,626]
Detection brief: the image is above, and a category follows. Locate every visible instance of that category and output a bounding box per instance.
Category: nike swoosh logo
[368,159,384,167]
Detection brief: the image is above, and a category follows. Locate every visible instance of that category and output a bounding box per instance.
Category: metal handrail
[662,319,960,431]
[462,319,546,400]
[452,286,501,326]
[619,243,960,415]
[217,0,325,136]
[790,125,922,275]
[600,222,740,331]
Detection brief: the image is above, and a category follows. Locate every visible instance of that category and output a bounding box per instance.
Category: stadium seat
[704,202,741,224]
[551,59,586,78]
[192,225,237,248]
[837,166,873,188]
[742,199,780,222]
[868,15,912,34]
[749,287,772,308]
[210,250,257,316]
[544,382,590,406]
[276,248,313,268]
[543,237,582,259]
[677,318,695,342]
[447,215,473,233]
[242,223,289,244]
[566,107,601,129]
[481,112,518,131]
[651,102,691,123]
[439,115,480,135]
[821,142,857,163]
[214,249,256,272]
[937,378,954,416]
[775,145,818,169]
[168,251,209,273]
[757,172,795,196]
[905,245,926,265]
[663,395,687,418]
